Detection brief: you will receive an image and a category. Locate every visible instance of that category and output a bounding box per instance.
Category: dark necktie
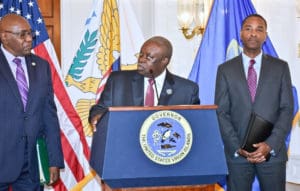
[145,79,154,106]
[247,59,257,102]
[13,58,28,109]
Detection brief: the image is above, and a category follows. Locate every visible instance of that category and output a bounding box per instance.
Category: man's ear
[162,57,169,66]
[0,33,7,45]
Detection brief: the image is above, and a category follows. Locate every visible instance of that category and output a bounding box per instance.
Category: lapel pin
[32,62,36,66]
[166,89,173,95]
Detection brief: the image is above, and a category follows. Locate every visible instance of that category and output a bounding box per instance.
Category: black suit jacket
[89,70,200,119]
[215,54,293,163]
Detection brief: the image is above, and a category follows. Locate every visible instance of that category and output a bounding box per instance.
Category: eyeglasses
[4,30,35,39]
[138,53,163,64]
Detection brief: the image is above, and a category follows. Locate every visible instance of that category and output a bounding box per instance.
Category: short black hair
[242,14,267,29]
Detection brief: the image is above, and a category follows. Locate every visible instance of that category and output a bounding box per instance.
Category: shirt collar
[1,45,25,64]
[242,51,263,65]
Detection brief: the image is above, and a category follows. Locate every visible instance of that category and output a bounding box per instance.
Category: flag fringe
[214,183,225,191]
[292,111,300,127]
[70,169,98,191]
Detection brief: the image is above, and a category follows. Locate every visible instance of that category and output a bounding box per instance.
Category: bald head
[0,14,33,56]
[137,36,173,78]
[145,36,173,60]
[0,14,31,32]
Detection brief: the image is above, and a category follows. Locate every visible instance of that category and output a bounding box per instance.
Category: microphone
[149,69,159,104]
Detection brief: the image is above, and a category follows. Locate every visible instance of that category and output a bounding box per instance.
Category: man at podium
[89,36,200,129]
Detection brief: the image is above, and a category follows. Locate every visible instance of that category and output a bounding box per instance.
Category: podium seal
[139,110,193,165]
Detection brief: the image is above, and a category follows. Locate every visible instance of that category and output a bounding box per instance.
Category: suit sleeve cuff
[234,150,240,158]
[270,149,276,156]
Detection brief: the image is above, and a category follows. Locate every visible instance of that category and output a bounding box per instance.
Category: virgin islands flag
[64,0,144,139]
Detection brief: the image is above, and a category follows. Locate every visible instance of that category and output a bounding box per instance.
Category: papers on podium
[241,113,273,152]
[36,138,50,185]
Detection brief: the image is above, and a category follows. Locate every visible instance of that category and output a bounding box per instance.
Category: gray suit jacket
[89,70,200,120]
[215,54,293,163]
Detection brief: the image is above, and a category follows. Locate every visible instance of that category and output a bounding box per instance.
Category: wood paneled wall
[37,0,61,62]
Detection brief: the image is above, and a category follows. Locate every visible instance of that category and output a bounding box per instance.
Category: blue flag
[188,0,277,105]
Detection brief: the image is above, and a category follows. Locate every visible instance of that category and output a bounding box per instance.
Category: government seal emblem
[139,110,193,165]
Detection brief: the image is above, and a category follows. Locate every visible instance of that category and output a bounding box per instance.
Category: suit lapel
[24,55,37,111]
[0,49,24,108]
[255,54,269,101]
[235,55,253,103]
[158,70,174,105]
[131,72,144,106]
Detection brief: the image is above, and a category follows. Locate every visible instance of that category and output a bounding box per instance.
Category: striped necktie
[13,58,28,109]
[247,59,257,102]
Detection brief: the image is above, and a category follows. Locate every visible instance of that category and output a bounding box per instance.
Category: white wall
[253,0,300,93]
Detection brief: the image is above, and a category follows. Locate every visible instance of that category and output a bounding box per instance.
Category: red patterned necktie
[13,58,28,110]
[145,79,154,106]
[247,59,257,102]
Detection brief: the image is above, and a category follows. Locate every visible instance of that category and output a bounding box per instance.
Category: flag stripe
[34,43,87,182]
[34,42,90,158]
[51,179,68,191]
[34,44,90,158]
[96,68,112,96]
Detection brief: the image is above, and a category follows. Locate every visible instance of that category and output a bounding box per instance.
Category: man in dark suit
[89,36,200,128]
[0,14,64,191]
[215,14,293,191]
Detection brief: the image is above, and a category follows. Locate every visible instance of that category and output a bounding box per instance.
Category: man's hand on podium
[90,114,103,132]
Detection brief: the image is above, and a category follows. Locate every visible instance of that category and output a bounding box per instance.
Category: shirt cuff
[234,150,239,158]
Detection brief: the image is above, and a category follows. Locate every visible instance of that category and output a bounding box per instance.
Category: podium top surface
[108,104,217,111]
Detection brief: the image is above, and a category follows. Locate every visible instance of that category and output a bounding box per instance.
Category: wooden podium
[90,105,227,190]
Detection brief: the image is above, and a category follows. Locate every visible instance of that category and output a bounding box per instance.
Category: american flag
[0,0,101,190]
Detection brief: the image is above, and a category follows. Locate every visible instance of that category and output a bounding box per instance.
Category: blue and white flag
[188,0,277,105]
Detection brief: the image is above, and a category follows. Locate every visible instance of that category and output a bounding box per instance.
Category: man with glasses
[89,36,200,130]
[0,14,64,191]
[3,30,35,40]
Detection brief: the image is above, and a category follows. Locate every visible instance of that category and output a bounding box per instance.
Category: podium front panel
[90,106,227,188]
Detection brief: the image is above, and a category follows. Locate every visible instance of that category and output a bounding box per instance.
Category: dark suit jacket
[215,54,293,163]
[89,70,199,173]
[89,70,200,119]
[0,49,64,183]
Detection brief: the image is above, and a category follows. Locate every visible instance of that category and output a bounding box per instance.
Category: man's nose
[250,29,257,37]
